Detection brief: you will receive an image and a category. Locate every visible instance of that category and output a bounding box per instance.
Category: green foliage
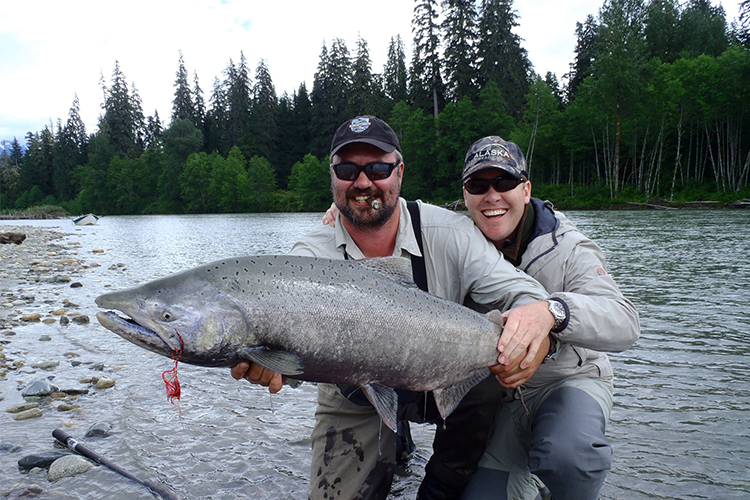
[288,154,331,211]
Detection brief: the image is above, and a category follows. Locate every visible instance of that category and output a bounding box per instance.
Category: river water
[0,209,748,499]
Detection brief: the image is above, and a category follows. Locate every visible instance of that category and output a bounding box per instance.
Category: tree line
[1,0,749,215]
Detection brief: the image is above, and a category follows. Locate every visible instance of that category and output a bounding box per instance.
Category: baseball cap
[462,136,528,181]
[330,116,401,157]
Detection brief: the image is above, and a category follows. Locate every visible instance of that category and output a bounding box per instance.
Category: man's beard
[336,188,398,230]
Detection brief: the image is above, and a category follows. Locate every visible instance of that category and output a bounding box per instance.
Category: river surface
[1,209,748,499]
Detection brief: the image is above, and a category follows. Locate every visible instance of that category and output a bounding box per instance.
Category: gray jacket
[519,198,640,388]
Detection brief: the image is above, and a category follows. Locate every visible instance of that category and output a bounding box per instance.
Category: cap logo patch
[474,145,511,162]
[349,117,371,133]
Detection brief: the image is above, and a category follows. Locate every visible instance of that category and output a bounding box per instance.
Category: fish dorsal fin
[356,257,417,289]
[238,346,305,376]
[361,383,398,432]
[432,369,492,420]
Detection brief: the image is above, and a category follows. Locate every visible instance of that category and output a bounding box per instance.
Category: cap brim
[331,139,397,157]
[462,163,524,182]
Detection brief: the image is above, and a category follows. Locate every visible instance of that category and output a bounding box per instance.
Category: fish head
[95,272,252,366]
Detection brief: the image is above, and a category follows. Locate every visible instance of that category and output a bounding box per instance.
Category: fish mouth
[96,311,174,353]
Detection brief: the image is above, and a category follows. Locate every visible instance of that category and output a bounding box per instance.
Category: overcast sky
[0,0,741,142]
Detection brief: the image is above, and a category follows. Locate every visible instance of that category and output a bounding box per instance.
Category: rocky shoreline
[0,225,119,496]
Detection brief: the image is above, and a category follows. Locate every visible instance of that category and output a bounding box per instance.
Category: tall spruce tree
[310,39,352,156]
[442,0,479,102]
[172,51,194,124]
[568,15,599,102]
[348,35,378,116]
[476,0,531,117]
[679,0,729,57]
[226,53,253,147]
[193,71,206,132]
[411,0,445,117]
[643,0,682,63]
[383,35,409,105]
[205,76,229,154]
[242,59,278,162]
[100,61,140,159]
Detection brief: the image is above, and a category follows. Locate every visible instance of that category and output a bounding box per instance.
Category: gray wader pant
[309,375,504,500]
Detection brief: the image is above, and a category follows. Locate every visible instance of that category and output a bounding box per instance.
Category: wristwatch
[547,298,567,333]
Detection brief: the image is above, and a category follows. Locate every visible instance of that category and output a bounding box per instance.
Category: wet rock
[62,299,79,308]
[70,282,83,288]
[12,408,43,420]
[0,232,26,245]
[38,335,52,342]
[21,313,42,322]
[42,318,56,325]
[22,380,59,397]
[3,484,44,498]
[50,275,71,284]
[56,403,81,412]
[86,422,112,438]
[91,363,104,371]
[6,402,40,414]
[94,377,115,389]
[47,455,93,481]
[71,315,89,325]
[59,316,69,326]
[18,451,68,471]
[51,309,66,316]
[92,248,105,254]
[30,361,59,370]
[0,442,22,453]
[61,387,89,396]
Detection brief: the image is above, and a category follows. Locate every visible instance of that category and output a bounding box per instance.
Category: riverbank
[0,225,124,496]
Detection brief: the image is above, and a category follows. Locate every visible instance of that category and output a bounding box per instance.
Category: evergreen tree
[193,71,206,132]
[241,59,278,163]
[644,0,682,63]
[226,53,253,147]
[0,138,23,207]
[145,110,163,148]
[275,84,313,188]
[383,35,409,105]
[246,155,277,212]
[53,96,88,201]
[19,128,55,203]
[172,51,194,124]
[348,35,379,116]
[100,61,139,159]
[568,15,599,101]
[310,39,352,156]
[442,0,479,102]
[678,0,729,57]
[476,0,531,116]
[205,76,229,154]
[411,0,445,117]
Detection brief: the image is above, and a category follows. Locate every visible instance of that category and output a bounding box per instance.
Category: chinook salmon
[95,255,503,431]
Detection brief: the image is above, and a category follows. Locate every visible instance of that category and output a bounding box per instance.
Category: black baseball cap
[330,116,401,157]
[462,136,528,181]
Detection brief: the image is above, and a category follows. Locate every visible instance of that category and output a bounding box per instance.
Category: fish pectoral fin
[362,383,398,432]
[432,368,492,420]
[238,347,304,376]
[486,309,504,331]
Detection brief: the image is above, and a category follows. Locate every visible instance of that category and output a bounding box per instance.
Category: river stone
[70,282,83,288]
[31,361,59,370]
[86,422,113,438]
[57,403,81,412]
[59,316,70,326]
[38,335,52,341]
[0,232,26,245]
[21,313,42,322]
[18,451,69,470]
[12,408,43,420]
[47,455,93,481]
[22,379,59,397]
[0,442,22,453]
[71,315,90,325]
[6,402,39,414]
[94,377,115,389]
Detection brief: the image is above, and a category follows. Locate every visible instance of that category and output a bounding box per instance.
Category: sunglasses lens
[366,163,394,180]
[493,178,520,192]
[333,164,359,181]
[464,179,490,195]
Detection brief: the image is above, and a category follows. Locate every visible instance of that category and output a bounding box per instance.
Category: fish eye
[161,311,174,322]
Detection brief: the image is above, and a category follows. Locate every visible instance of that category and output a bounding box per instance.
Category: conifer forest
[2,0,750,214]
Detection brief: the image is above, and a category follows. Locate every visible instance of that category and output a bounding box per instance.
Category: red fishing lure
[162,330,184,416]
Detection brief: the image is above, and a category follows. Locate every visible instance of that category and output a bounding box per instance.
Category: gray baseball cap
[462,136,528,181]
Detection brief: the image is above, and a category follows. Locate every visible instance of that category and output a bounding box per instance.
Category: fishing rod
[52,429,178,500]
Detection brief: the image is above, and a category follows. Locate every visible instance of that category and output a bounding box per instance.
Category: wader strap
[406,201,428,292]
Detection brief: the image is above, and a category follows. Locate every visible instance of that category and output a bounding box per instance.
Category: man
[232,117,558,500]
[458,137,640,500]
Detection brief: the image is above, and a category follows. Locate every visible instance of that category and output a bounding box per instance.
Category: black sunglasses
[463,176,524,195]
[331,161,400,181]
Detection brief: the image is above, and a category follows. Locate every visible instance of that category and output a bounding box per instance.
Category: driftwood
[0,232,27,245]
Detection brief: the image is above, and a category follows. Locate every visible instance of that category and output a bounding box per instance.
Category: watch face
[549,300,565,319]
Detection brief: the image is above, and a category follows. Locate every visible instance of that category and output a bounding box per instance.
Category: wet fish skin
[95,255,503,430]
